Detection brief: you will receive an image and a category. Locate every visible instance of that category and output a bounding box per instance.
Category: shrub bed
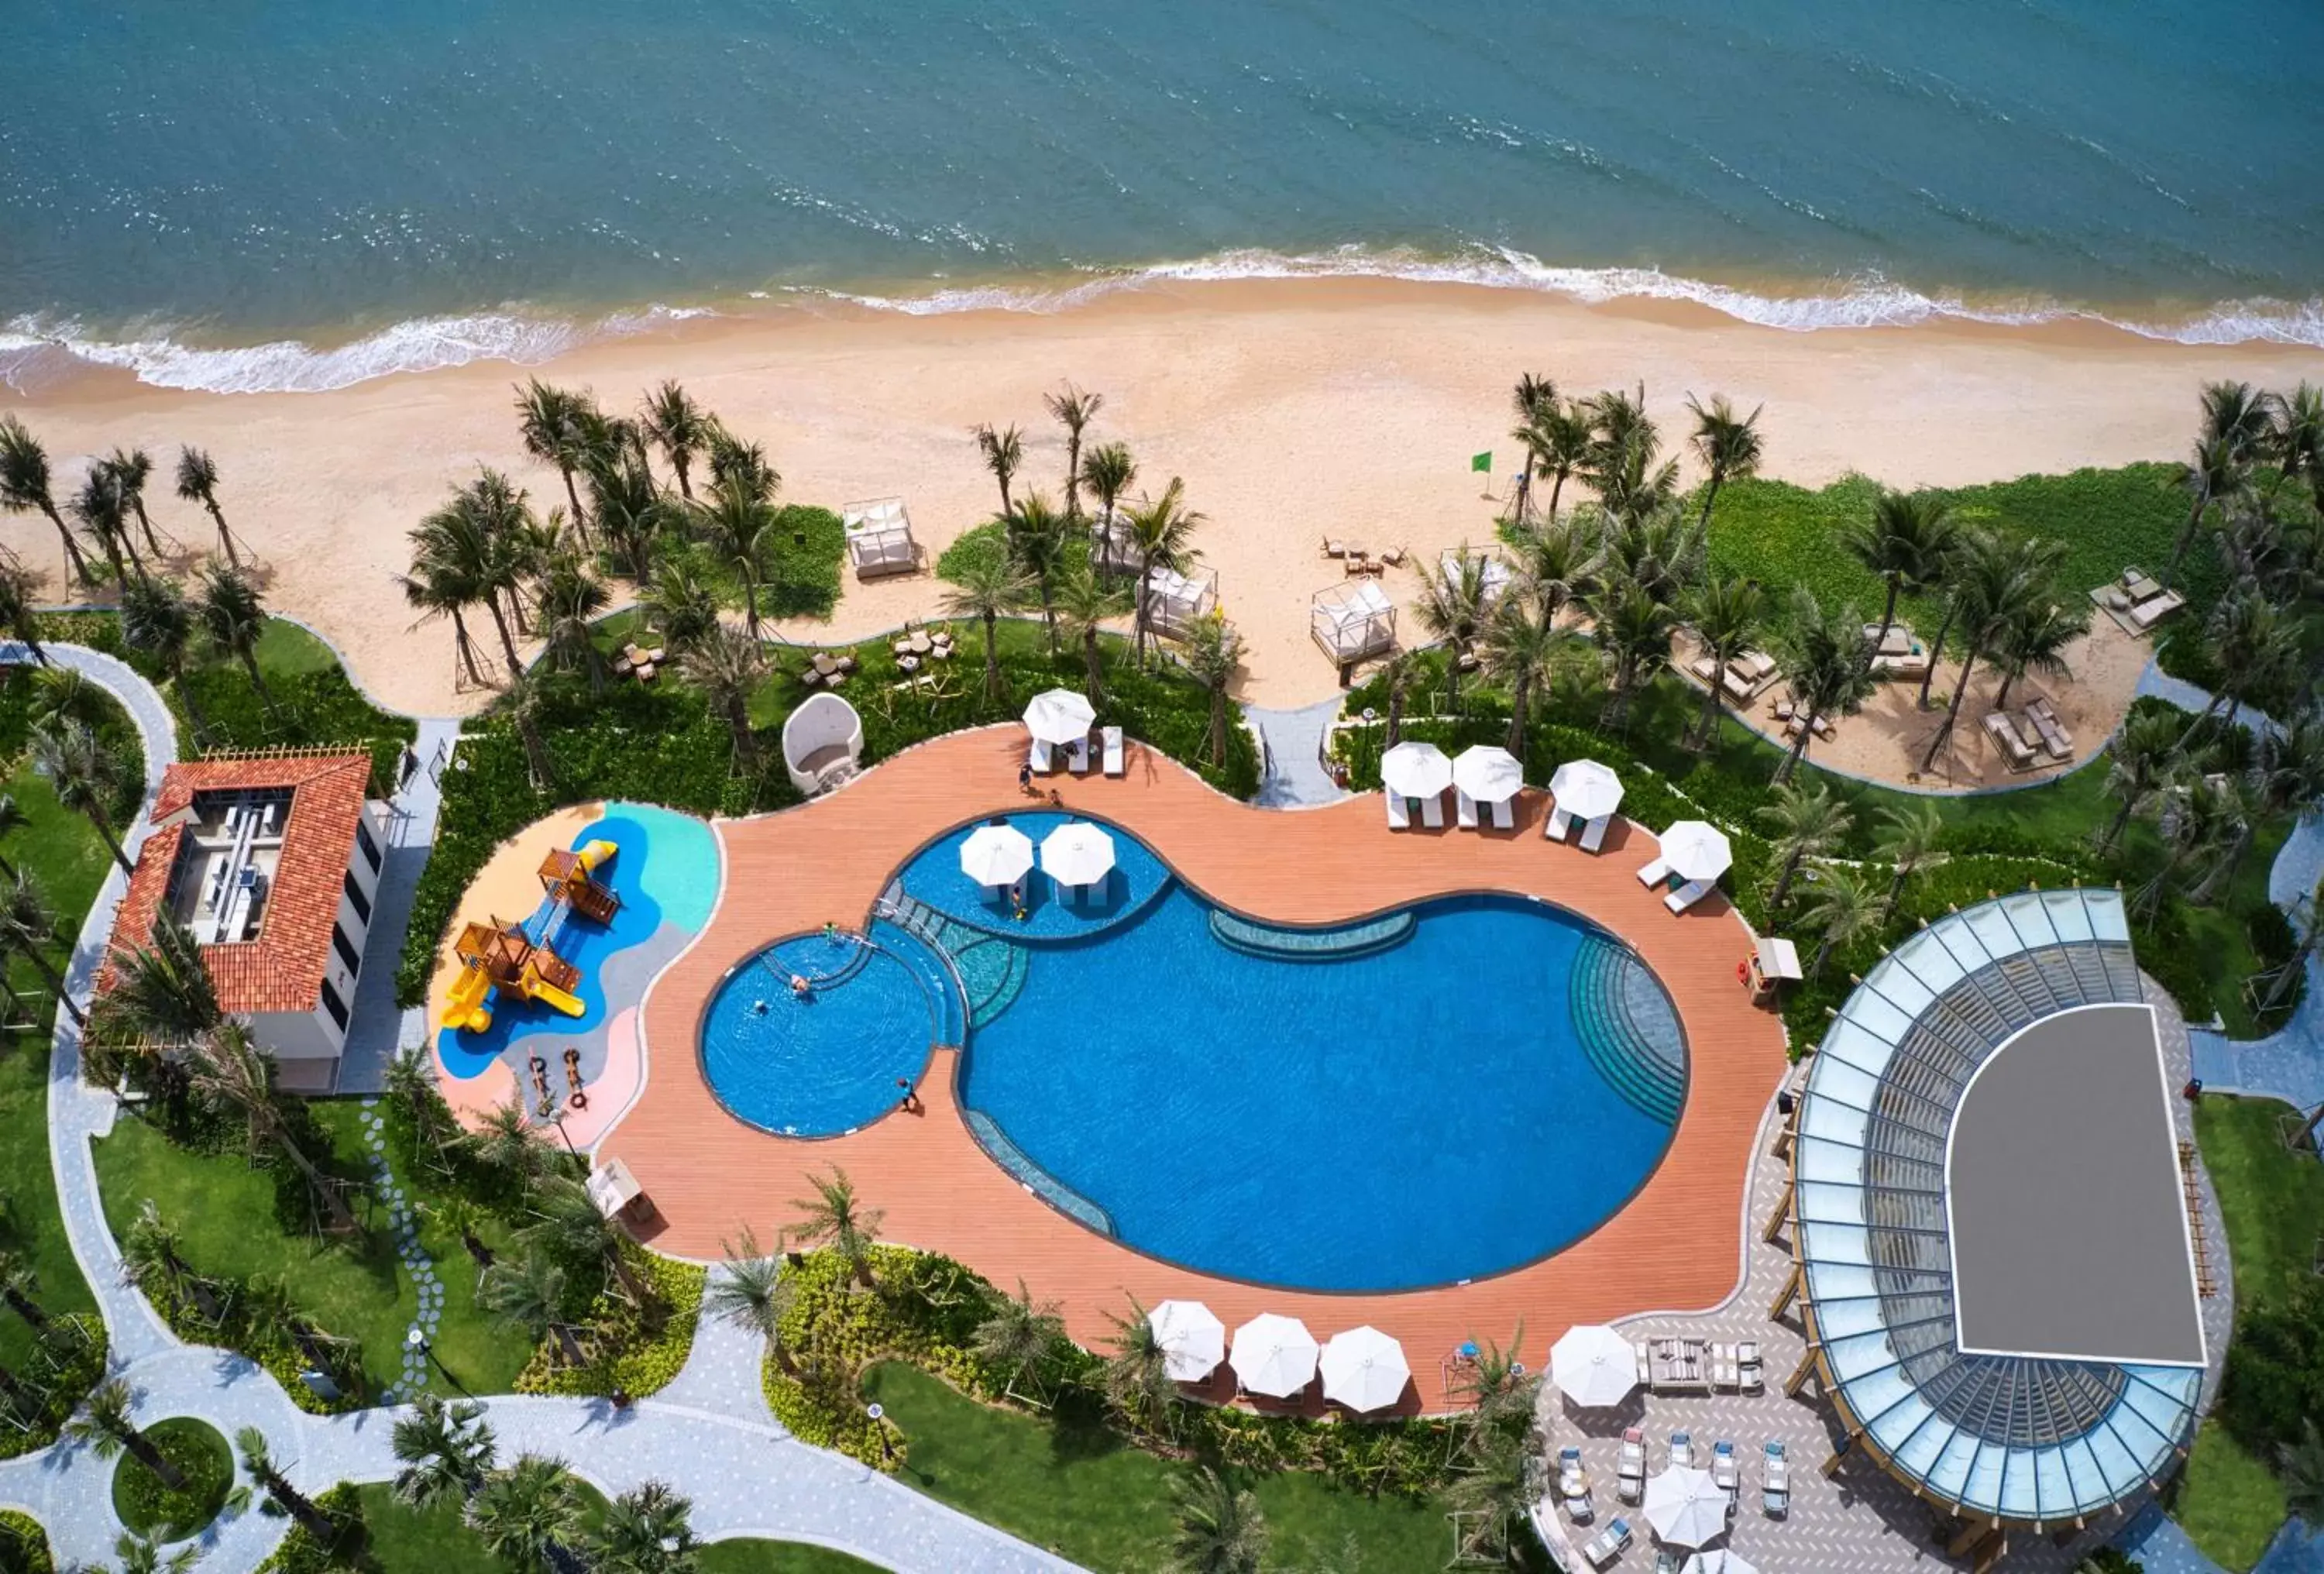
[111,1416,234,1540]
[0,1315,107,1460]
[515,1248,706,1399]
[0,1510,53,1574]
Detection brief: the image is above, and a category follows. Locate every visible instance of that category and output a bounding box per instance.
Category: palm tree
[2099,709,2182,853]
[2278,1418,2324,1528]
[122,1200,194,1308]
[1920,532,2058,775]
[640,381,712,499]
[682,624,765,773]
[0,1253,45,1329]
[2201,378,2276,462]
[591,1481,700,1574]
[1872,801,1947,921]
[1529,402,1593,521]
[1003,493,1072,655]
[65,1379,185,1490]
[101,448,174,559]
[122,575,212,745]
[1078,441,1138,528]
[1044,384,1103,517]
[1799,863,1879,978]
[1184,612,1244,770]
[500,666,558,791]
[1989,595,2089,713]
[187,1024,359,1232]
[2179,591,2298,746]
[1482,597,1568,755]
[516,380,592,530]
[1583,576,1675,730]
[939,554,1034,703]
[103,912,220,1046]
[704,1226,797,1373]
[705,424,779,502]
[0,559,50,665]
[30,665,107,731]
[72,467,139,587]
[641,562,723,655]
[1757,778,1853,909]
[235,1425,337,1539]
[481,1249,570,1353]
[0,414,93,586]
[2275,382,2323,490]
[1100,1294,1177,1430]
[392,1392,497,1509]
[2164,433,2244,593]
[973,1278,1064,1402]
[30,720,132,872]
[115,1531,201,1574]
[401,514,493,688]
[1448,1429,1534,1569]
[694,473,778,642]
[972,423,1025,514]
[1122,479,1204,666]
[468,1453,587,1572]
[1680,574,1765,751]
[1055,563,1129,706]
[1453,1325,1541,1431]
[533,552,611,690]
[1505,512,1597,626]
[0,795,24,879]
[788,1166,882,1287]
[468,1096,558,1184]
[1171,1466,1267,1574]
[521,1174,654,1304]
[174,446,239,566]
[588,455,666,583]
[2196,713,2324,905]
[1413,550,1491,714]
[194,560,274,710]
[1686,394,1764,533]
[1846,490,1955,658]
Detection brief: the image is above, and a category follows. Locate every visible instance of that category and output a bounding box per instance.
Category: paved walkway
[1244,698,1349,807]
[336,715,461,1092]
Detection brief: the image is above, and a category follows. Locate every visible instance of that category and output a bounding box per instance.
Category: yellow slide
[526,974,586,1017]
[443,966,495,1033]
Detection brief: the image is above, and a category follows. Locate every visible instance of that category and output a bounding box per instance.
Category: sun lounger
[2122,568,2161,603]
[1490,796,1514,830]
[1770,698,1793,722]
[1102,725,1125,776]
[1736,1341,1762,1393]
[1618,1430,1647,1503]
[1583,1518,1633,1569]
[1322,537,1347,558]
[1580,813,1611,853]
[1812,712,1837,741]
[1420,792,1444,830]
[1067,736,1093,775]
[1666,878,1714,913]
[1721,666,1755,703]
[1738,650,1778,682]
[1669,1431,1694,1471]
[2023,705,2071,759]
[1558,1446,1594,1524]
[1029,737,1054,773]
[1713,1441,1739,1500]
[2130,589,2185,629]
[1982,711,2037,771]
[2027,698,2074,754]
[1635,856,1670,888]
[1457,791,1480,830]
[1762,1441,1789,1517]
[1545,805,1574,842]
[1386,793,1411,830]
[1689,655,1721,684]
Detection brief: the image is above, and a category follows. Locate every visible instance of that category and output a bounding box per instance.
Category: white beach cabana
[841,497,919,579]
[1312,580,1397,668]
[1546,759,1624,851]
[780,692,863,798]
[1319,1326,1411,1414]
[1141,564,1219,641]
[1091,508,1139,575]
[1438,547,1514,607]
[1149,1300,1227,1383]
[1039,821,1116,902]
[1229,1313,1320,1399]
[1550,1324,1639,1408]
[1379,740,1453,830]
[1644,1466,1729,1548]
[958,824,1034,895]
[1451,744,1524,830]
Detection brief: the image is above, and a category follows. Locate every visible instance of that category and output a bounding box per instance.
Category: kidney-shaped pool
[700,813,1688,1294]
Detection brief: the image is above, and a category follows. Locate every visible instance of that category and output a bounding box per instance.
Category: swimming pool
[696,814,1686,1291]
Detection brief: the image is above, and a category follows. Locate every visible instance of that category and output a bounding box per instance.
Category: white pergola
[1141,563,1219,641]
[1312,580,1397,665]
[841,497,918,579]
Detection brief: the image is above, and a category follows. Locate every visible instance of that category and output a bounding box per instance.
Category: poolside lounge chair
[1545,805,1574,842]
[1029,737,1055,773]
[2130,588,2185,629]
[1721,665,1755,704]
[2027,698,2074,756]
[1762,1441,1789,1517]
[1457,790,1480,830]
[1490,796,1515,830]
[1386,793,1411,830]
[1618,1429,1646,1503]
[1982,710,2038,771]
[1666,878,1714,914]
[1669,1431,1694,1470]
[1558,1446,1594,1524]
[1067,735,1093,775]
[1635,856,1670,888]
[1102,725,1126,776]
[1712,1440,1739,1500]
[1420,792,1445,830]
[1579,813,1611,853]
[1582,1518,1632,1569]
[1736,1341,1762,1393]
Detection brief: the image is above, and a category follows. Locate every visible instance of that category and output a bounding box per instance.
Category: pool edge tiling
[611,726,1788,1385]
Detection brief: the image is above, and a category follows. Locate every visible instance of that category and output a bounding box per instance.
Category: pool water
[700,930,937,1136]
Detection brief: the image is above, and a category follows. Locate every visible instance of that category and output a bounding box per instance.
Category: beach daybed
[1102,725,1125,776]
[2092,566,2188,635]
[1312,580,1397,670]
[1982,711,2040,772]
[2131,589,2185,629]
[1582,1518,1632,1569]
[841,497,920,579]
[2027,696,2075,756]
[1142,563,1219,641]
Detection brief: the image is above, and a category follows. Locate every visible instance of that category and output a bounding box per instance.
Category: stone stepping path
[357,1098,445,1402]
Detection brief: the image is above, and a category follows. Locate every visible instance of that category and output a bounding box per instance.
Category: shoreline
[5,273,2322,721]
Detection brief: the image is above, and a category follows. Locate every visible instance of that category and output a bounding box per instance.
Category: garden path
[1244,697,1349,807]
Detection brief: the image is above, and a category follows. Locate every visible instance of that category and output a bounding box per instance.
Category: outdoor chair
[1713,1441,1739,1500]
[1666,878,1714,913]
[1029,737,1055,773]
[1618,1428,1647,1501]
[1420,792,1445,830]
[1545,805,1574,842]
[1386,794,1411,830]
[1583,1518,1632,1569]
[1579,813,1611,853]
[1457,790,1480,830]
[1102,725,1125,776]
[1736,1342,1763,1393]
[1669,1431,1694,1470]
[1762,1441,1789,1517]
[1490,796,1514,830]
[1635,856,1671,888]
[1067,735,1093,775]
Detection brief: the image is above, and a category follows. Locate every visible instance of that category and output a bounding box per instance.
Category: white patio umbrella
[958,823,1034,888]
[1023,688,1097,745]
[1318,1326,1411,1414]
[1659,820,1734,883]
[1149,1300,1226,1383]
[1550,1324,1638,1408]
[1451,744,1524,804]
[1039,822,1116,888]
[1644,1465,1729,1548]
[1549,758,1624,821]
[1683,1553,1758,1574]
[1228,1313,1319,1399]
[1379,740,1452,800]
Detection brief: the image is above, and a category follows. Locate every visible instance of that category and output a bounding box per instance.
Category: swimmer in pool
[789,974,812,998]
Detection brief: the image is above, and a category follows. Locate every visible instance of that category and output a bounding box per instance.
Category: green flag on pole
[1470,451,1492,474]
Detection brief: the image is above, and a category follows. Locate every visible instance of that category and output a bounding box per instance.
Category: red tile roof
[99,752,374,1017]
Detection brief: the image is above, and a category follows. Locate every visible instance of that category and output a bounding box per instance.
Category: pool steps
[867,918,968,1046]
[1569,936,1687,1126]
[878,893,1030,1035]
[1207,907,1417,961]
[963,1109,1117,1238]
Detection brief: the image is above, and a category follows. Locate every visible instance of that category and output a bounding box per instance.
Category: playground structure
[442,838,621,1033]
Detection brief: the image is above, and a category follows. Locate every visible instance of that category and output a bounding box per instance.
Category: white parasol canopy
[1039,822,1116,888]
[1318,1326,1411,1413]
[1550,1324,1639,1407]
[1549,758,1624,821]
[1023,688,1097,745]
[1379,741,1453,800]
[1451,744,1525,804]
[958,823,1034,888]
[1149,1300,1226,1383]
[1659,820,1734,883]
[1645,1465,1730,1548]
[1229,1313,1320,1398]
[1683,1554,1758,1574]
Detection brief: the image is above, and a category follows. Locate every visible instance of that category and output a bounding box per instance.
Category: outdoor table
[812,653,838,675]
[906,633,933,656]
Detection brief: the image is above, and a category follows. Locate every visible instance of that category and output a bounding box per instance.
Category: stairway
[1570,936,1687,1126]
[880,894,1029,1035]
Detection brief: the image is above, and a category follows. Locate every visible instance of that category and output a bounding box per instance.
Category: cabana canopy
[1229,1313,1319,1398]
[841,497,918,578]
[1379,741,1452,800]
[1140,562,1219,641]
[1550,1324,1638,1407]
[1452,744,1523,804]
[1091,509,1140,575]
[1659,820,1734,883]
[1312,580,1397,664]
[1149,1300,1226,1383]
[1549,758,1624,821]
[958,824,1034,888]
[1039,822,1116,888]
[1438,548,1514,606]
[1318,1326,1410,1413]
[1023,689,1096,745]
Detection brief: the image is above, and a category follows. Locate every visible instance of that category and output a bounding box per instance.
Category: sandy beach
[6,277,2321,730]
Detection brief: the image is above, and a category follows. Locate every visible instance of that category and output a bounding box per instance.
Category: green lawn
[91,1099,529,1400]
[252,617,344,678]
[2195,1096,2324,1308]
[862,1363,1448,1574]
[2173,1421,2286,1572]
[352,1484,885,1573]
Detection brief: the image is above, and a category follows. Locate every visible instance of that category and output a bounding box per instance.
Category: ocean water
[4,0,2322,390]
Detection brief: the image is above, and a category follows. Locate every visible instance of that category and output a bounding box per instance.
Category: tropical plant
[640,381,712,499]
[680,624,766,774]
[65,1379,184,1489]
[1003,493,1073,655]
[1447,1428,1533,1569]
[1872,800,1947,921]
[972,1278,1065,1402]
[0,793,26,878]
[1044,383,1103,517]
[0,872,81,1028]
[0,413,93,586]
[1757,778,1853,909]
[1413,550,1492,714]
[938,552,1034,702]
[1988,593,2089,713]
[115,1530,201,1574]
[2099,709,2184,852]
[2164,433,2244,593]
[1686,393,1764,532]
[468,1097,559,1184]
[1583,576,1675,729]
[1122,478,1204,666]
[787,1167,882,1288]
[1526,401,1593,521]
[1846,490,1956,657]
[1078,441,1138,525]
[1183,611,1244,769]
[693,472,779,642]
[466,1453,588,1574]
[72,466,140,587]
[391,1393,497,1509]
[590,1479,700,1574]
[1920,531,2061,774]
[1452,1325,1540,1433]
[1171,1466,1267,1574]
[500,666,558,791]
[1679,573,1765,751]
[2279,1417,2324,1528]
[0,1253,45,1330]
[521,1174,654,1304]
[187,1024,359,1232]
[2202,378,2277,462]
[2178,590,2298,746]
[121,574,213,744]
[0,558,50,664]
[194,559,275,710]
[1504,511,1597,625]
[99,447,174,558]
[174,446,239,566]
[481,1249,570,1351]
[1799,862,1879,978]
[640,562,723,655]
[1055,562,1130,706]
[705,1227,796,1372]
[1099,1294,1177,1428]
[516,380,593,530]
[401,510,493,688]
[30,720,132,872]
[101,913,220,1047]
[972,422,1025,514]
[1481,597,1568,754]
